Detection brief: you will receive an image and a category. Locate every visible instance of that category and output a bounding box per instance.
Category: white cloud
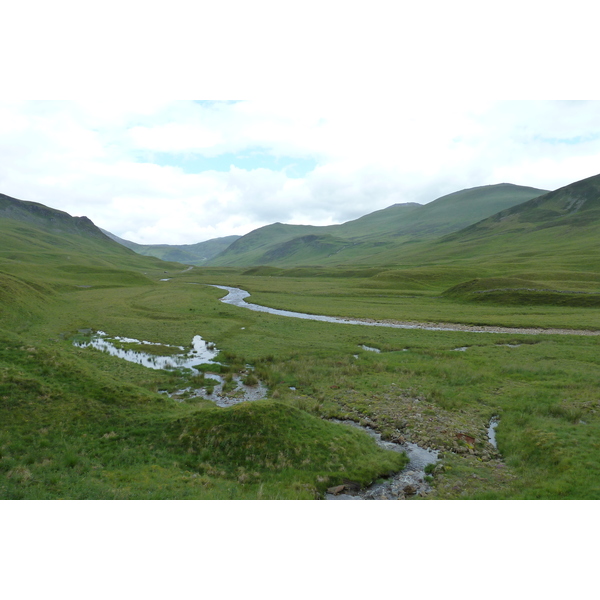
[1,100,600,245]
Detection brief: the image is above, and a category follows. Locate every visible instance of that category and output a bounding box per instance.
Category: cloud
[0,100,600,245]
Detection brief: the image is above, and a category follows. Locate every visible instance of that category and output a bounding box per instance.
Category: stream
[73,332,267,406]
[211,285,600,336]
[325,419,439,500]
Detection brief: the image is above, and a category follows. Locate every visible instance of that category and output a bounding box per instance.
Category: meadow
[3,252,600,499]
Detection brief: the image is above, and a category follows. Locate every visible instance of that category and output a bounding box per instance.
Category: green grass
[3,180,600,499]
[208,183,546,267]
[4,260,600,499]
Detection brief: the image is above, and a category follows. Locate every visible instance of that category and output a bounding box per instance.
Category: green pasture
[2,246,600,499]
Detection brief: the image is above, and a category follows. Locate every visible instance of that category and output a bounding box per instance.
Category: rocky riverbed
[325,419,439,500]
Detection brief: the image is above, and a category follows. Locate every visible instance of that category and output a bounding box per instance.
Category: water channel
[326,420,439,500]
[73,286,519,499]
[211,285,600,336]
[73,332,267,407]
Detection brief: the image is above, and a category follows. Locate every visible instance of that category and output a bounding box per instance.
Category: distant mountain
[102,229,240,265]
[0,193,182,296]
[208,183,548,267]
[0,193,111,241]
[427,173,600,271]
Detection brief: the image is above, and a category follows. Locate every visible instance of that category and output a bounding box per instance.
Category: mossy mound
[164,400,408,490]
[444,277,600,307]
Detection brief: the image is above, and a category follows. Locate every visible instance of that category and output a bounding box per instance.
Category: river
[210,285,600,336]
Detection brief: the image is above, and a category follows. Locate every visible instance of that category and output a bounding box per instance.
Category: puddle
[160,374,268,407]
[74,332,267,407]
[160,278,171,282]
[325,419,438,500]
[360,345,381,353]
[74,332,218,371]
[487,416,499,449]
[452,347,468,352]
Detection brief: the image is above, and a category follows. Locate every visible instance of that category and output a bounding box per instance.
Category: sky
[3,0,599,589]
[2,1,600,249]
[2,99,600,245]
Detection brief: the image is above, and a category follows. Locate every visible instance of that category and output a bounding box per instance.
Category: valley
[2,175,600,499]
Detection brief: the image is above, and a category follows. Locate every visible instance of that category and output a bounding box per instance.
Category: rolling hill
[411,173,600,271]
[369,172,600,302]
[0,192,182,326]
[207,183,547,267]
[102,229,240,265]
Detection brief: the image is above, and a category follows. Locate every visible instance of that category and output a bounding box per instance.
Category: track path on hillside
[210,285,600,336]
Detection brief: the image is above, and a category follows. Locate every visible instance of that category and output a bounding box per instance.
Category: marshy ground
[2,263,600,499]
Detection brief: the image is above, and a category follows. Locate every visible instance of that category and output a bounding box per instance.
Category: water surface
[211,285,600,336]
[74,332,218,371]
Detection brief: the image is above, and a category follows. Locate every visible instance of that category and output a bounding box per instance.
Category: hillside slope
[208,183,547,267]
[0,193,111,240]
[0,193,182,325]
[102,229,240,265]
[421,173,600,271]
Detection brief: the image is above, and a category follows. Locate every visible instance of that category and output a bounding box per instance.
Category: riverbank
[211,285,600,336]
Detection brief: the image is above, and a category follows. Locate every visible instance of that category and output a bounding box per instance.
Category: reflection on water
[74,331,268,407]
[488,416,499,449]
[74,332,219,372]
[326,419,438,500]
[361,345,381,353]
[211,285,600,336]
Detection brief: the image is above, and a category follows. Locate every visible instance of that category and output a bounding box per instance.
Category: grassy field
[3,251,600,499]
[3,192,600,500]
[0,253,410,499]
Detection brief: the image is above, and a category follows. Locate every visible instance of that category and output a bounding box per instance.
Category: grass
[3,198,600,499]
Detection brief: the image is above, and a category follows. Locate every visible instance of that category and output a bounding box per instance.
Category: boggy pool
[73,331,267,407]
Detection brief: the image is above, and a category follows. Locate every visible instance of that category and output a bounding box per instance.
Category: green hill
[0,193,182,313]
[1,193,110,240]
[368,173,600,303]
[102,229,240,265]
[413,173,600,271]
[208,183,547,267]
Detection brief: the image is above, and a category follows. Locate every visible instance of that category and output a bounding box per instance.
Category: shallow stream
[73,332,266,406]
[211,285,600,336]
[326,419,438,500]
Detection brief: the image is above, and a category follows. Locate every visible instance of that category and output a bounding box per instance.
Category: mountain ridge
[207,182,549,267]
[0,192,112,241]
[101,229,240,265]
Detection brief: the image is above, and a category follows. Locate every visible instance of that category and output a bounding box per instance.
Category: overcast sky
[3,2,600,246]
[2,99,600,245]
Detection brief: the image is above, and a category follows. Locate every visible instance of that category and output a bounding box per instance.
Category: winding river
[211,285,600,336]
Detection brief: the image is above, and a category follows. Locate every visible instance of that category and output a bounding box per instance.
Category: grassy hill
[0,193,408,500]
[4,176,600,500]
[102,229,240,265]
[0,198,181,277]
[208,183,547,267]
[0,193,185,330]
[376,173,600,294]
